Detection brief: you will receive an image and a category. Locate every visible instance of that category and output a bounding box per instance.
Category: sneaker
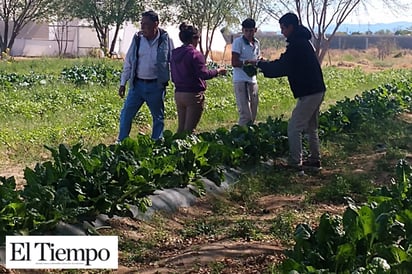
[302,160,322,172]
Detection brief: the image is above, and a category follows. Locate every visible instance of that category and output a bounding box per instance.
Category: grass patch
[180,217,227,239]
[309,174,374,204]
[229,218,263,241]
[269,211,296,245]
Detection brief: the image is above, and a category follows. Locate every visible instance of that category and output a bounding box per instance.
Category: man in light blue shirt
[231,18,260,126]
[117,10,174,141]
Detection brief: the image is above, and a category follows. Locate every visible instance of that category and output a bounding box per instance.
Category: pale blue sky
[347,1,412,24]
[260,1,412,32]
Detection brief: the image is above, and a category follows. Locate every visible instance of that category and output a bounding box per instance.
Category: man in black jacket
[248,12,326,174]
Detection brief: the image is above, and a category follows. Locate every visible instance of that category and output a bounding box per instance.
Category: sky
[260,1,412,32]
[346,1,412,24]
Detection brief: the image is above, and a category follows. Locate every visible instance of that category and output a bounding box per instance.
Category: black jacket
[257,25,326,98]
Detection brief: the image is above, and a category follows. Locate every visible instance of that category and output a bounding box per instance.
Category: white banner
[5,236,118,269]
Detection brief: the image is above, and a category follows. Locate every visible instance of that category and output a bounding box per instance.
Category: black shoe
[302,160,322,172]
[277,161,305,176]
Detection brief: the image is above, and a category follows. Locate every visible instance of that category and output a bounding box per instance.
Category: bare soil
[0,160,359,274]
[100,193,346,273]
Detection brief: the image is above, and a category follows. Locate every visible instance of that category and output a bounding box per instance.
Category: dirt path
[90,190,346,274]
[0,163,26,187]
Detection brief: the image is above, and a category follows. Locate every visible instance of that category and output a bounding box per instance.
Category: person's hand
[242,63,258,77]
[245,57,264,66]
[217,67,227,76]
[118,85,126,98]
[245,59,257,66]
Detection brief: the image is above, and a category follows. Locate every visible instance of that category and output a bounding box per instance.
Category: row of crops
[0,63,122,88]
[0,62,230,89]
[0,63,411,272]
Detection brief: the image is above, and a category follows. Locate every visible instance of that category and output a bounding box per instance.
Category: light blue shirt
[137,31,160,79]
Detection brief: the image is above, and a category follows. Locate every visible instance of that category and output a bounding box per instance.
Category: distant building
[226,31,412,51]
[329,35,412,50]
[3,21,228,57]
[3,20,101,57]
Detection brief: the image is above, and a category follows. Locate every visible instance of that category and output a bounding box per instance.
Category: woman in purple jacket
[171,23,227,134]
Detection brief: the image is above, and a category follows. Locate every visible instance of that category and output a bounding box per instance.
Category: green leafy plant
[0,59,411,253]
[280,160,412,273]
[242,64,257,77]
[60,63,121,85]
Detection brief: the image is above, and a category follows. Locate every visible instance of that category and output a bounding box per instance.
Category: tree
[0,0,53,54]
[70,0,143,56]
[395,28,412,36]
[237,0,269,29]
[156,0,238,59]
[375,29,393,35]
[48,1,76,57]
[263,0,407,64]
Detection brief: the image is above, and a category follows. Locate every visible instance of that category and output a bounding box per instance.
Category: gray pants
[288,92,325,166]
[174,91,205,134]
[234,82,258,126]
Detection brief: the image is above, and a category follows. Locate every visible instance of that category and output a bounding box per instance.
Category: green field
[0,58,410,165]
[0,57,412,273]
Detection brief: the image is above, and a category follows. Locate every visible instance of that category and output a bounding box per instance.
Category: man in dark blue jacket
[249,12,326,174]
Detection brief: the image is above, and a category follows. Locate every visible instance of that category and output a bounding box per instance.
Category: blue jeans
[118,81,165,141]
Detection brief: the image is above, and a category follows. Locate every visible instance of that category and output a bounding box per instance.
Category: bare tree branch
[155,0,237,59]
[0,0,52,53]
[263,0,407,64]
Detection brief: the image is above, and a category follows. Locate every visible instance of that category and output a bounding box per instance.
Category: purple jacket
[171,45,218,92]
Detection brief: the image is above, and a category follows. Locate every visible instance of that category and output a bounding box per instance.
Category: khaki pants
[174,91,205,134]
[288,92,325,166]
[234,82,258,126]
